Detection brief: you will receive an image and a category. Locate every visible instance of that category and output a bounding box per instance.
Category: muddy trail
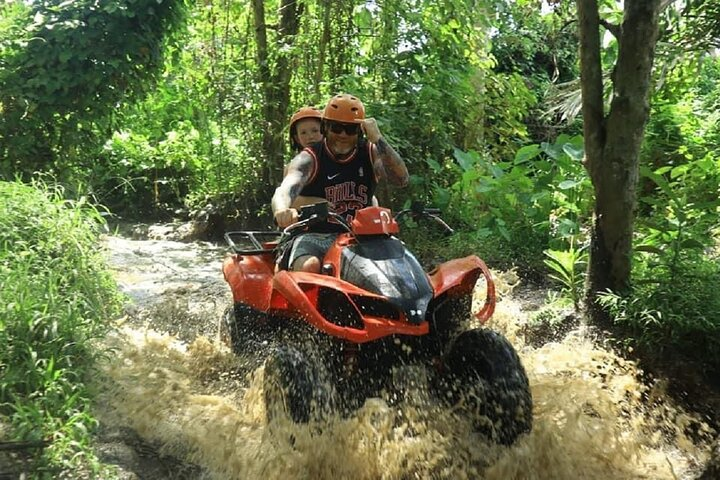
[93,226,717,479]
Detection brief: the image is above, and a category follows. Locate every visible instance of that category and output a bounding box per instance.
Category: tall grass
[598,259,720,373]
[0,180,122,475]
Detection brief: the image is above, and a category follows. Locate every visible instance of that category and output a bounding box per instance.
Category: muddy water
[97,234,715,479]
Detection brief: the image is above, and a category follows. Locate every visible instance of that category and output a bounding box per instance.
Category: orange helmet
[289,106,322,151]
[289,106,322,130]
[323,94,365,124]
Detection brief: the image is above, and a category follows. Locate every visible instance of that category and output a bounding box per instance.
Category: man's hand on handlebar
[274,208,299,228]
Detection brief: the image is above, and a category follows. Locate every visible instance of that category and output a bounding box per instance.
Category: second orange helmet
[323,94,365,124]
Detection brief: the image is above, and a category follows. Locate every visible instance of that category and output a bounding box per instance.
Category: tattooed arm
[361,118,409,187]
[372,137,409,187]
[271,151,316,228]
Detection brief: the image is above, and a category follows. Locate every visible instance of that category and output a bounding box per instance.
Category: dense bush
[402,134,590,278]
[0,0,189,178]
[0,180,122,475]
[598,259,720,375]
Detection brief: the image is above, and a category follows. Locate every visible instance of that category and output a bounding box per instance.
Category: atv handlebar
[282,201,452,239]
[282,203,352,236]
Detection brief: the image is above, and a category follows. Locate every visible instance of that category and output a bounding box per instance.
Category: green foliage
[413,134,591,273]
[543,242,588,311]
[90,125,198,216]
[490,1,580,141]
[0,2,29,42]
[643,59,720,175]
[636,161,719,280]
[1,0,578,224]
[0,180,122,474]
[491,0,578,84]
[83,115,267,219]
[670,0,720,51]
[0,0,189,177]
[597,258,720,371]
[637,56,720,280]
[479,72,538,162]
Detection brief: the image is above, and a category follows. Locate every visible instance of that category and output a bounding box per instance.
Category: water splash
[96,322,712,479]
[98,236,714,478]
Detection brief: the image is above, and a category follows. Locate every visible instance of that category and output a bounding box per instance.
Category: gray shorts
[278,233,336,270]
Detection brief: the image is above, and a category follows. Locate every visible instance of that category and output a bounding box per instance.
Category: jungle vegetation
[1,0,720,474]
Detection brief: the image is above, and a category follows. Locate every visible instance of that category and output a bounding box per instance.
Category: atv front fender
[428,255,495,323]
[271,271,429,343]
[222,254,275,312]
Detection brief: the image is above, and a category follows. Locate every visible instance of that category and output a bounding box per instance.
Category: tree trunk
[314,0,332,103]
[270,0,301,185]
[577,0,662,325]
[252,0,302,200]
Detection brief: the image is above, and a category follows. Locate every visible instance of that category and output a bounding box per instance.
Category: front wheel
[426,294,472,355]
[438,328,533,445]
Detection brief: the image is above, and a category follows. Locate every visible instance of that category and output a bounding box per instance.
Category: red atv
[221,202,532,444]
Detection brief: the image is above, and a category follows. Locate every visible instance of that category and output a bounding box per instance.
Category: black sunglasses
[328,122,360,135]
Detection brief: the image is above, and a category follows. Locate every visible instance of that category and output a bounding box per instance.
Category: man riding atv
[271,93,409,273]
[222,94,533,446]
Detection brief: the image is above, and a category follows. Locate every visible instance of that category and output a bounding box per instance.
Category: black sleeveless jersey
[300,138,377,224]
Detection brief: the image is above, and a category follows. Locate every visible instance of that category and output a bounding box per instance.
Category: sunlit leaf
[453,148,477,172]
[562,143,584,161]
[426,158,442,173]
[541,141,564,160]
[514,144,541,164]
[558,179,581,190]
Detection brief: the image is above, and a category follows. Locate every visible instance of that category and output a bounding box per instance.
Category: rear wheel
[220,303,279,350]
[439,328,532,445]
[220,302,280,372]
[219,303,238,347]
[263,345,337,424]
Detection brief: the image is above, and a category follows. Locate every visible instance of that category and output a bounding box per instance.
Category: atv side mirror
[396,203,453,236]
[410,201,425,219]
